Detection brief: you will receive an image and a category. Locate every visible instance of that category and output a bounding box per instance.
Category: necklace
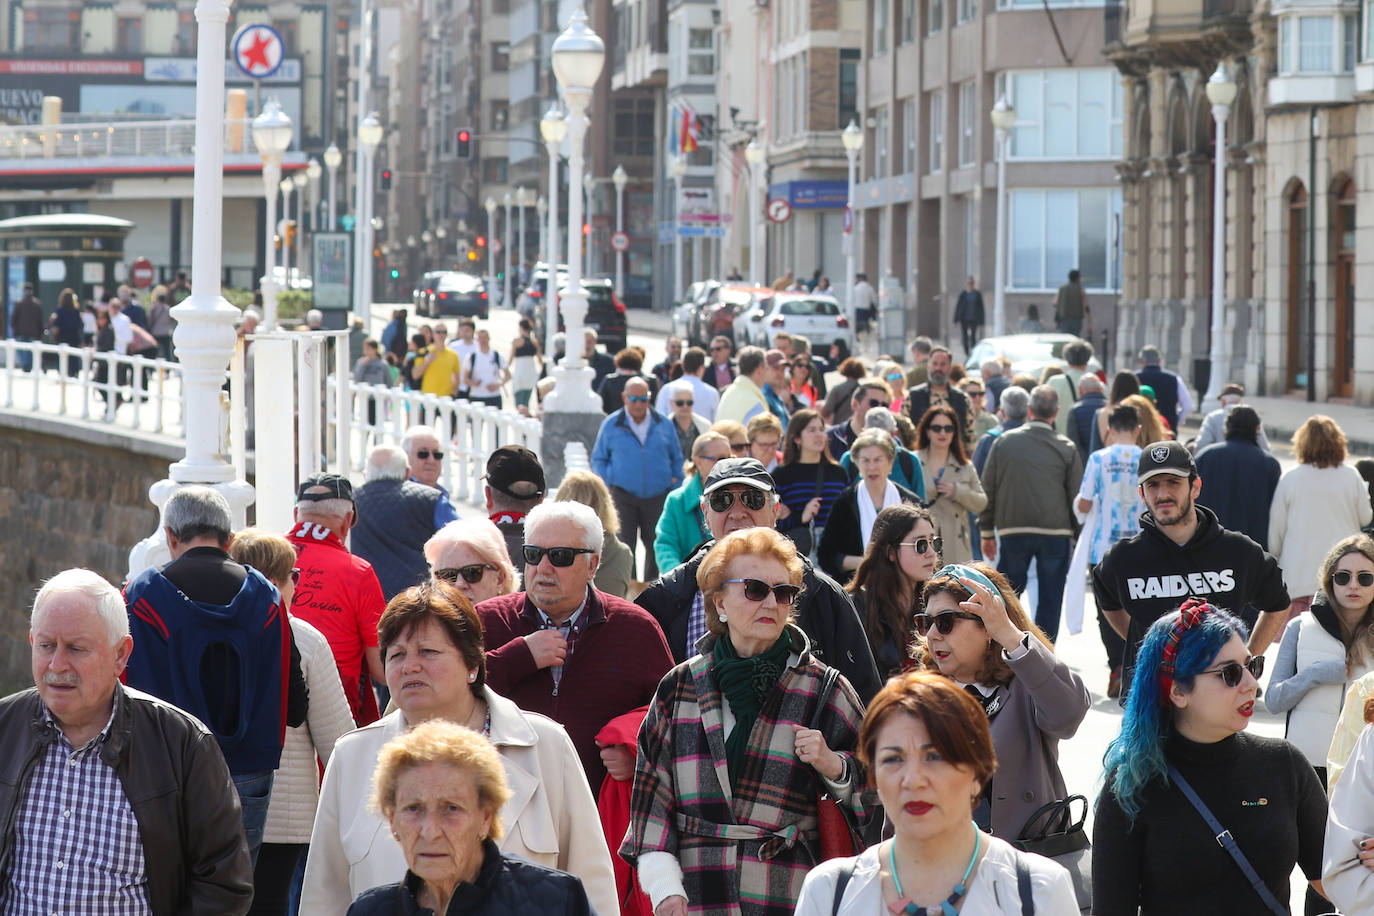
[887,823,982,916]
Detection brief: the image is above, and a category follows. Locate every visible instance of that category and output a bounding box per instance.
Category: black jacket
[904,383,970,439]
[1195,439,1282,550]
[635,540,883,702]
[817,482,924,587]
[346,841,592,916]
[0,685,253,914]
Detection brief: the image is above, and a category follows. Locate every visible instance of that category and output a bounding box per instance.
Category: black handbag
[1013,795,1091,911]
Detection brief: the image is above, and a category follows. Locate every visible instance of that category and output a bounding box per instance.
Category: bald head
[623,376,651,421]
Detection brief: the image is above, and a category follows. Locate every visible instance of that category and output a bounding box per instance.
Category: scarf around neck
[857,478,900,547]
[711,630,792,783]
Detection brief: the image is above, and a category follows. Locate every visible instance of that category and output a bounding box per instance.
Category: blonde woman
[655,431,732,574]
[555,469,636,597]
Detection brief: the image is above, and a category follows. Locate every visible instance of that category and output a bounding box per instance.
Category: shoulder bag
[811,666,883,861]
[1012,794,1092,912]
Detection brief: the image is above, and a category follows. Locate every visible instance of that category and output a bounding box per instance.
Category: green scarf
[711,630,793,784]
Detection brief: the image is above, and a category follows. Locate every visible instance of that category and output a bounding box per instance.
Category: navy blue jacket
[1068,392,1107,460]
[1195,438,1282,550]
[591,407,684,499]
[1137,363,1182,431]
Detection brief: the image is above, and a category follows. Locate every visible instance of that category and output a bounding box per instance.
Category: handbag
[1013,795,1092,912]
[812,666,866,861]
[1167,764,1288,916]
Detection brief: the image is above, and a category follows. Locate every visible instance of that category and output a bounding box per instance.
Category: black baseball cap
[296,473,355,502]
[1137,440,1195,484]
[485,445,545,500]
[702,458,776,497]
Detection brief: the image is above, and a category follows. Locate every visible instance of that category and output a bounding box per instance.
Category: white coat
[1269,463,1373,597]
[1323,723,1374,911]
[300,687,618,916]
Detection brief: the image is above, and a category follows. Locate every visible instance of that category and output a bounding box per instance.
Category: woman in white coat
[1323,715,1374,912]
[300,582,618,916]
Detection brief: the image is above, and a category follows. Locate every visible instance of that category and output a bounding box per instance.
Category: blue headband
[933,563,1000,597]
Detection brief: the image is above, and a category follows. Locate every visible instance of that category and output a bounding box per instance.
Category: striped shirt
[2,691,151,915]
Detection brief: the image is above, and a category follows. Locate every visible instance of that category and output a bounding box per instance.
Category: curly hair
[696,527,803,637]
[909,563,1050,686]
[1294,414,1348,468]
[370,718,512,840]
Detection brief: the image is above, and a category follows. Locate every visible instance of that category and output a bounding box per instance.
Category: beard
[928,369,948,387]
[1151,491,1193,527]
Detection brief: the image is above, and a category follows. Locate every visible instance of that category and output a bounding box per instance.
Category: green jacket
[654,473,708,574]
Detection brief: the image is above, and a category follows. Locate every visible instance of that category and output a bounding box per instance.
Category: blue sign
[766,180,850,210]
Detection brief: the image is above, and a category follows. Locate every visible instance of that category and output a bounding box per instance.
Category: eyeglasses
[712,345,729,352]
[928,424,956,434]
[723,578,801,606]
[435,564,497,584]
[706,488,770,512]
[522,545,595,567]
[914,611,983,636]
[901,537,943,556]
[434,328,447,335]
[290,568,301,585]
[1199,655,1265,688]
[674,400,694,407]
[415,448,443,460]
[699,454,727,465]
[1334,570,1374,587]
[730,441,749,453]
[865,399,891,409]
[965,388,984,396]
[627,395,650,404]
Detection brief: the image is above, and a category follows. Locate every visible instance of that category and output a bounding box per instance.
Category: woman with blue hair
[1092,599,1329,915]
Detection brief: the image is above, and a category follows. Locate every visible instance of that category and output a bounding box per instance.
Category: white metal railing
[1,339,184,436]
[0,117,267,161]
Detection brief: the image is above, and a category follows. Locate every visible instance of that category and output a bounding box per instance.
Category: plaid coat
[620,625,868,915]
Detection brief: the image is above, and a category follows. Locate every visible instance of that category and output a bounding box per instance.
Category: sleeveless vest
[1286,614,1368,764]
[351,478,442,599]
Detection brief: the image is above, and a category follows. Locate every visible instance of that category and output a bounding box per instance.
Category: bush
[278,290,313,321]
[222,287,255,310]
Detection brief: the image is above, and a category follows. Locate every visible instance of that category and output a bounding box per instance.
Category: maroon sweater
[476,588,674,787]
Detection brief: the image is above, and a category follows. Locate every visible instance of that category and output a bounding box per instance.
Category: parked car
[679,280,722,346]
[516,262,569,321]
[413,270,446,314]
[696,284,768,347]
[733,291,776,348]
[966,333,1104,380]
[533,277,627,354]
[745,292,853,352]
[597,272,653,310]
[427,271,489,319]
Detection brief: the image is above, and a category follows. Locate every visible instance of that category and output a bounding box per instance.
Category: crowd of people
[18,321,1374,916]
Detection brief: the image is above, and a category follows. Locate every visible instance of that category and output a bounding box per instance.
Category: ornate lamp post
[306,156,322,239]
[293,170,308,282]
[484,196,498,305]
[840,121,863,325]
[990,95,1016,336]
[582,172,595,278]
[744,141,764,287]
[354,112,384,322]
[671,154,688,303]
[612,164,627,299]
[323,142,342,230]
[252,99,292,328]
[536,196,548,260]
[503,192,514,308]
[541,106,567,357]
[516,186,530,288]
[1202,63,1237,412]
[279,176,296,287]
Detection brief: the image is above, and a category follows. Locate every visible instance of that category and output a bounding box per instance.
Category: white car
[966,333,1103,379]
[739,291,853,352]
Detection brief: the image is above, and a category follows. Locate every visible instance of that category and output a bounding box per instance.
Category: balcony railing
[0,117,280,162]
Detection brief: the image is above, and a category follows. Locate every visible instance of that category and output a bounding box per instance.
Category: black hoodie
[1091,504,1290,675]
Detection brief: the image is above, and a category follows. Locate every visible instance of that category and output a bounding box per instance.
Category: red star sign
[240,32,274,73]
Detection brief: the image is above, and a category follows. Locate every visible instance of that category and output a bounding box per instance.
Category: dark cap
[702,457,776,497]
[485,445,545,500]
[1137,440,1195,483]
[296,473,354,502]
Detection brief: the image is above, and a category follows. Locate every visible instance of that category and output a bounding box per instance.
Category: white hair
[32,569,129,645]
[241,308,261,324]
[669,379,694,397]
[524,500,604,556]
[306,308,324,326]
[401,425,440,456]
[295,498,355,519]
[863,406,898,434]
[162,486,233,545]
[366,445,409,482]
[424,518,519,594]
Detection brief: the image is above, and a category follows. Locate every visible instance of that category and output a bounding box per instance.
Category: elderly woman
[795,672,1078,915]
[655,431,732,574]
[301,583,617,916]
[818,429,922,585]
[424,517,520,604]
[230,530,357,916]
[554,469,635,598]
[846,505,940,679]
[346,719,594,916]
[621,527,868,916]
[1093,600,1328,915]
[915,404,986,565]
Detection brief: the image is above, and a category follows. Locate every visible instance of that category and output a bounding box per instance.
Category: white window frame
[874,0,890,53]
[928,0,944,34]
[1005,68,1123,160]
[957,81,976,166]
[929,90,944,174]
[957,0,977,23]
[1277,12,1356,74]
[902,98,917,174]
[1008,187,1123,292]
[875,106,890,179]
[687,26,715,76]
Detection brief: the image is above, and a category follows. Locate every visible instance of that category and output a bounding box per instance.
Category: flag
[680,104,700,154]
[667,104,680,157]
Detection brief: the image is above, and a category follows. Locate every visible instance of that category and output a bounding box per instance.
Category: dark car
[413,270,446,315]
[427,272,489,319]
[535,277,627,353]
[596,273,652,310]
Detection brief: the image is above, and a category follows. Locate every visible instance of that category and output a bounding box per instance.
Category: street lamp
[840,122,863,326]
[484,196,498,309]
[546,4,605,415]
[612,164,628,299]
[252,98,292,328]
[323,142,342,230]
[503,192,514,309]
[541,105,567,358]
[355,111,384,322]
[745,141,764,287]
[293,170,308,284]
[671,155,688,306]
[536,196,548,260]
[990,95,1016,336]
[280,176,296,288]
[306,157,323,268]
[516,186,529,289]
[583,172,596,278]
[1202,63,1238,412]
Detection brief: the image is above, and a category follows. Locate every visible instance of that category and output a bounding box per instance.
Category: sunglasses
[627,395,650,403]
[865,399,890,409]
[707,488,770,512]
[723,578,801,606]
[712,345,729,351]
[435,564,496,584]
[290,568,301,585]
[522,545,595,567]
[730,441,749,453]
[901,537,942,555]
[1199,655,1265,688]
[415,449,444,460]
[674,400,694,407]
[1334,571,1374,587]
[965,388,984,396]
[928,424,956,434]
[914,611,983,636]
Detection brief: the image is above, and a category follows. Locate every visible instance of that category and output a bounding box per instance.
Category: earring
[468,672,476,683]
[392,829,400,839]
[718,613,728,623]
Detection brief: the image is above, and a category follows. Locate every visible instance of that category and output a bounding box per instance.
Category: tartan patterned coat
[620,625,869,915]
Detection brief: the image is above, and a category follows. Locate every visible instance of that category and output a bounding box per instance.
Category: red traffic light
[457,130,470,143]
[475,235,486,247]
[582,223,590,236]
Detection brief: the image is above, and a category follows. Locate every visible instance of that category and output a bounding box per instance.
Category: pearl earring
[718,613,728,623]
[468,672,476,683]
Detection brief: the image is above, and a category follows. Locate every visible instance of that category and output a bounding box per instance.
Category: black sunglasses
[1334,571,1374,587]
[1199,655,1265,688]
[522,545,595,567]
[730,441,749,453]
[415,449,444,460]
[928,424,956,434]
[901,537,942,556]
[723,578,801,606]
[435,564,496,584]
[712,345,729,351]
[674,399,694,407]
[914,611,983,636]
[865,399,890,409]
[707,488,769,512]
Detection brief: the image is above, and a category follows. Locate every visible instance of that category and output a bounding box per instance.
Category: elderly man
[1047,339,1094,436]
[973,385,1030,474]
[401,424,460,519]
[484,444,546,564]
[714,345,771,425]
[1136,343,1193,432]
[123,486,304,865]
[653,345,719,420]
[287,473,387,726]
[981,357,1010,414]
[705,335,736,390]
[476,501,674,787]
[825,376,893,460]
[664,378,711,462]
[1195,405,1281,549]
[591,375,683,580]
[1066,373,1107,460]
[978,385,1084,641]
[635,458,882,702]
[352,444,459,599]
[2,569,253,913]
[650,335,683,388]
[1193,382,1272,454]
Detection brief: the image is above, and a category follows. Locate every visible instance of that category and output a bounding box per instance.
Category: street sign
[610,231,630,252]
[232,24,286,80]
[843,205,853,234]
[676,225,727,239]
[130,257,154,289]
[767,198,792,224]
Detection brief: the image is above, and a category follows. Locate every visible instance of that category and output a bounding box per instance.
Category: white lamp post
[744,141,764,287]
[516,186,529,289]
[503,191,514,308]
[583,172,596,278]
[840,121,863,326]
[253,99,292,329]
[536,196,548,261]
[293,170,308,283]
[306,156,322,237]
[279,176,295,288]
[671,155,688,304]
[484,196,498,307]
[435,225,447,265]
[1202,63,1237,412]
[323,143,342,230]
[354,112,384,322]
[540,106,566,357]
[612,165,628,298]
[990,95,1016,336]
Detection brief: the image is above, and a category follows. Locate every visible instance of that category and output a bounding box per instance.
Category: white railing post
[229,338,246,483]
[334,333,350,476]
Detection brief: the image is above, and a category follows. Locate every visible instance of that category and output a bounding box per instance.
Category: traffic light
[475,235,486,248]
[390,268,400,279]
[467,250,477,261]
[582,223,590,236]
[380,168,393,191]
[456,128,472,160]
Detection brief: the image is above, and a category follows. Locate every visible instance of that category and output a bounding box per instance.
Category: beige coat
[916,449,987,565]
[300,688,618,916]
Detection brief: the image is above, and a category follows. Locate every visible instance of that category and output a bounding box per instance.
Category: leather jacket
[0,685,253,915]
